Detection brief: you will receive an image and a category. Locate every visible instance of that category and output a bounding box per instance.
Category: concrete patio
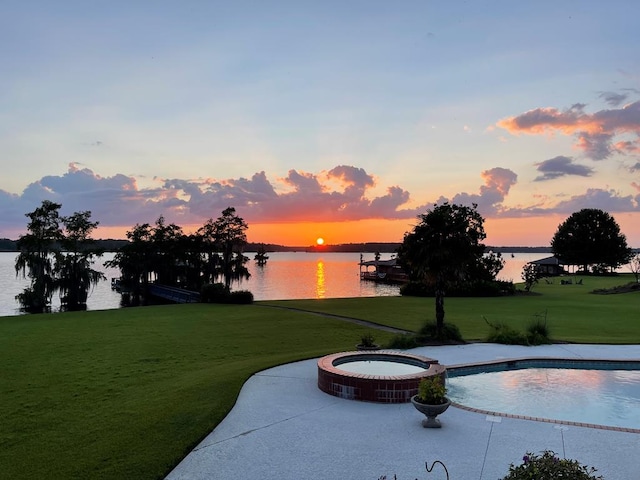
[167,344,640,479]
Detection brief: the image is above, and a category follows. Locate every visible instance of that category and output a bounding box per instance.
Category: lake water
[0,251,547,317]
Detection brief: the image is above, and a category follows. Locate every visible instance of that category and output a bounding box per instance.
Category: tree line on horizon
[13,201,252,313]
[11,199,637,318]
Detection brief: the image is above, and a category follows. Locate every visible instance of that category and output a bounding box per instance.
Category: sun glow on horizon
[316,237,325,245]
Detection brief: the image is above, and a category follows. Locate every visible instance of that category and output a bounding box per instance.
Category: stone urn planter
[411,374,450,428]
[411,396,451,428]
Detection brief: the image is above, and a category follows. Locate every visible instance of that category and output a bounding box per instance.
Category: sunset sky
[2,1,639,247]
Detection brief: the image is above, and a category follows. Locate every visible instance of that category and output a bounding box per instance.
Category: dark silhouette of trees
[629,253,640,283]
[254,244,269,266]
[56,211,105,311]
[107,207,251,303]
[551,209,632,273]
[397,203,497,333]
[15,201,105,313]
[199,207,250,290]
[15,200,63,313]
[521,263,540,292]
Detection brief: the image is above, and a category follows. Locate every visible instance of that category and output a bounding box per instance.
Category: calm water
[447,366,640,430]
[0,251,546,317]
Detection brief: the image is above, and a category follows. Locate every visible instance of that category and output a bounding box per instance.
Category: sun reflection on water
[315,260,326,298]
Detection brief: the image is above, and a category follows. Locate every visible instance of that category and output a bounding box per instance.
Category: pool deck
[166,344,640,479]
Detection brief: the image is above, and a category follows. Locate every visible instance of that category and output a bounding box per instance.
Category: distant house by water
[528,256,566,276]
[359,258,409,284]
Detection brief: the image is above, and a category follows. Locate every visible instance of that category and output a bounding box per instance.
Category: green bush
[399,281,430,297]
[200,283,229,303]
[200,284,253,304]
[417,320,463,343]
[525,318,551,345]
[485,318,528,345]
[501,451,603,480]
[400,280,514,297]
[227,290,254,304]
[385,334,420,349]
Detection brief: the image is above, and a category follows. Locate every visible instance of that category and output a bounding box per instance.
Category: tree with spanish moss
[198,207,250,290]
[55,211,105,311]
[15,200,63,313]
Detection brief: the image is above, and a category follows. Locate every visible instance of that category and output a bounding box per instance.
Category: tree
[521,263,540,292]
[254,244,269,266]
[105,222,154,304]
[551,209,632,273]
[198,207,250,290]
[396,203,489,333]
[628,253,640,283]
[14,200,63,313]
[55,211,105,311]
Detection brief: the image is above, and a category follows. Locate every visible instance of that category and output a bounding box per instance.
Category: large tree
[396,203,491,333]
[55,211,105,311]
[14,200,63,313]
[198,207,250,290]
[551,209,632,273]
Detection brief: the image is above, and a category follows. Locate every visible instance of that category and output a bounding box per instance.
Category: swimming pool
[447,359,640,431]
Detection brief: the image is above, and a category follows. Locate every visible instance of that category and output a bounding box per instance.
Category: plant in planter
[410,375,451,428]
[356,333,380,351]
[501,451,603,479]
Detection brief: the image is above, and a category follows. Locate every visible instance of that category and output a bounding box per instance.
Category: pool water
[335,360,427,376]
[447,367,640,430]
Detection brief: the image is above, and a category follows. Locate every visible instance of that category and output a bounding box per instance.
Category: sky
[1,1,640,247]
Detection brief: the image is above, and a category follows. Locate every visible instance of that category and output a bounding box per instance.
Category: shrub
[399,281,430,297]
[501,451,603,480]
[200,284,253,304]
[417,320,463,343]
[227,290,254,304]
[200,283,229,303]
[359,333,377,347]
[525,313,551,345]
[484,316,528,345]
[385,334,420,350]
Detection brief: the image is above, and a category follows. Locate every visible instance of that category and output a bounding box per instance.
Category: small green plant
[416,375,447,404]
[525,310,551,345]
[359,333,377,347]
[501,450,603,480]
[484,316,528,345]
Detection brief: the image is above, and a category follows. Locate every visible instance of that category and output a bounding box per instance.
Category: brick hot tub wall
[317,351,446,403]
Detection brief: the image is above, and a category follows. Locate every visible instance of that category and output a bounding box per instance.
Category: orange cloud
[497,100,640,160]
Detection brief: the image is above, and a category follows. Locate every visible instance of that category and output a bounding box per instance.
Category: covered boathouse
[359,258,409,284]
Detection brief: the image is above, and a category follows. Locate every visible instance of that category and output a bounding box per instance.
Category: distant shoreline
[0,237,553,253]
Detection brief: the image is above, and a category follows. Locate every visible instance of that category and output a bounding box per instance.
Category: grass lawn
[262,274,640,343]
[1,275,638,479]
[0,303,393,480]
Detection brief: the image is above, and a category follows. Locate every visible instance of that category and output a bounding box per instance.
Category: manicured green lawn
[1,275,638,479]
[263,274,640,343]
[0,304,392,479]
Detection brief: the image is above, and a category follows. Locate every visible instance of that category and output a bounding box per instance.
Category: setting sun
[316,237,325,245]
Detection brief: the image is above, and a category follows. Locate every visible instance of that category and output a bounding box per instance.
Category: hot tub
[317,351,446,403]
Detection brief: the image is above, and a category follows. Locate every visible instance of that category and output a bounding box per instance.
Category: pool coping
[446,356,640,434]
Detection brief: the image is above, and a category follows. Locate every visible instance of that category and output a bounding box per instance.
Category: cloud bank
[1,160,638,239]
